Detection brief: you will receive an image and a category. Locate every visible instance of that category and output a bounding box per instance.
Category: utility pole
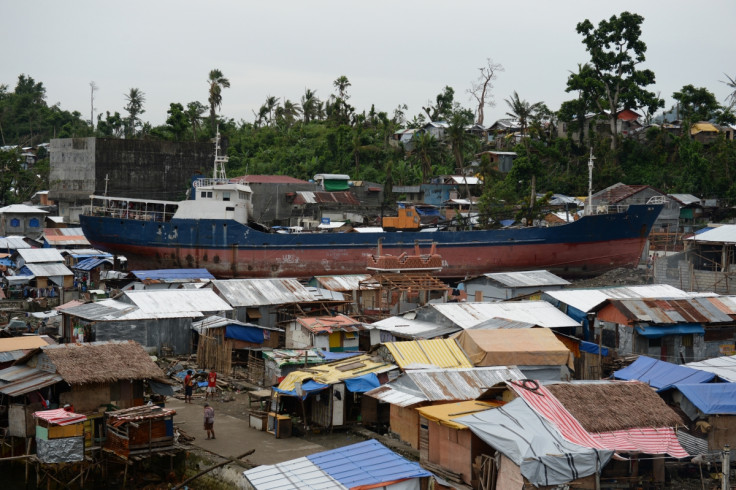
[89,81,98,132]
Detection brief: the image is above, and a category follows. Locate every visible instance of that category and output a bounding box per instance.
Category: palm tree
[505,91,543,210]
[124,88,145,138]
[414,131,438,182]
[279,99,302,127]
[723,73,736,109]
[301,88,319,124]
[207,69,230,133]
[264,96,280,126]
[504,91,543,139]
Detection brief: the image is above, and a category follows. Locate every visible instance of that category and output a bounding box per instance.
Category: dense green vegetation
[2,11,735,222]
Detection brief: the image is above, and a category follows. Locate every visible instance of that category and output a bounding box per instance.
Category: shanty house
[595,297,736,363]
[664,383,736,452]
[15,248,74,290]
[125,268,215,290]
[365,366,524,449]
[285,314,365,352]
[0,341,167,437]
[192,315,282,374]
[416,400,499,486]
[34,408,87,463]
[461,269,570,301]
[613,355,717,390]
[210,278,330,328]
[273,354,397,430]
[57,289,232,355]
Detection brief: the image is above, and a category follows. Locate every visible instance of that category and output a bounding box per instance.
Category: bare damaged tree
[468,58,504,126]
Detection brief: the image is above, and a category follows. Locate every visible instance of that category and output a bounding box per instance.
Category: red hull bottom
[96,237,647,280]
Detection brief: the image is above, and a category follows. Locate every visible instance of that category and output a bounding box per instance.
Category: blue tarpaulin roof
[344,373,380,393]
[131,268,215,281]
[673,383,736,415]
[73,257,113,271]
[613,356,716,390]
[307,439,432,487]
[579,340,608,356]
[635,324,704,338]
[273,379,329,398]
[225,325,264,344]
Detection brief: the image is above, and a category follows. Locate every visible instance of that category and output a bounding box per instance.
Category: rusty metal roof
[383,339,472,370]
[608,297,734,324]
[365,366,524,406]
[297,314,365,334]
[212,278,316,307]
[312,275,372,292]
[543,284,709,313]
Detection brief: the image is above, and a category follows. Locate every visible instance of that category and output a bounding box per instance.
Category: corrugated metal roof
[0,204,48,214]
[212,278,316,307]
[244,456,344,489]
[430,301,579,329]
[0,236,31,249]
[687,225,736,244]
[23,262,73,277]
[297,314,365,334]
[303,287,345,302]
[370,315,460,339]
[686,355,736,382]
[469,317,536,329]
[366,366,524,406]
[313,275,372,292]
[192,315,282,333]
[544,284,706,313]
[383,339,472,369]
[44,235,90,246]
[60,299,139,321]
[479,270,570,288]
[668,194,701,206]
[610,297,733,324]
[0,365,63,397]
[123,290,232,317]
[17,248,64,263]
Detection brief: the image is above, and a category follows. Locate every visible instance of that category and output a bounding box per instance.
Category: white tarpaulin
[457,398,612,487]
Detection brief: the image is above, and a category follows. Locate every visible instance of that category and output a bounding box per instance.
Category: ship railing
[86,195,178,223]
[193,177,231,187]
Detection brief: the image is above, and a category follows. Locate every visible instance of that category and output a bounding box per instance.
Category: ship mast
[587,147,595,216]
[213,128,228,182]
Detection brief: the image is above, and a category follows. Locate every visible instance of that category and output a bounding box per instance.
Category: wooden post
[723,444,731,490]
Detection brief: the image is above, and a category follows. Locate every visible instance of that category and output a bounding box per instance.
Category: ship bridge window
[200,191,213,199]
[223,191,231,202]
[238,191,248,200]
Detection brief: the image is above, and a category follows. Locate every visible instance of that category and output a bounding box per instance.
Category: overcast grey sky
[3,1,735,127]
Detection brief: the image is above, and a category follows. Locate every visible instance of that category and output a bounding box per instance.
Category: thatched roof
[547,381,684,433]
[39,341,165,385]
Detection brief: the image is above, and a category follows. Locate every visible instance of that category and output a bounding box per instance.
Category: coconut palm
[301,88,319,124]
[207,69,230,133]
[723,73,736,109]
[124,88,145,138]
[504,91,543,139]
[186,101,207,141]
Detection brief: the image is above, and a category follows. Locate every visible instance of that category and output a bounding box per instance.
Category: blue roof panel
[613,356,715,390]
[673,383,736,415]
[73,257,113,271]
[307,439,431,487]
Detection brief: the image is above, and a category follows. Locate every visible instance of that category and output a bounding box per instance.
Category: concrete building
[49,138,214,224]
[0,204,48,239]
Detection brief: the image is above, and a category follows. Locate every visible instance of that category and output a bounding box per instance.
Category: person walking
[205,369,217,400]
[184,370,194,404]
[203,403,215,439]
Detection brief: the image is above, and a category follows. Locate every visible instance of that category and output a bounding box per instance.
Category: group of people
[183,368,218,440]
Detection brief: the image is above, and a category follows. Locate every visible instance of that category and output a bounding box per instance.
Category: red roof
[232,175,310,184]
[34,408,86,426]
[617,109,641,121]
